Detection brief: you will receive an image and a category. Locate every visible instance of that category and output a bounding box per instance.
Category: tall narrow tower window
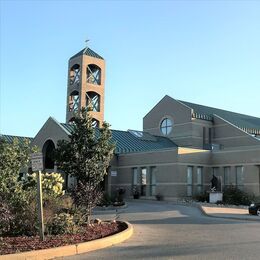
[69,91,79,112]
[92,119,100,128]
[86,92,100,112]
[87,64,101,85]
[160,118,173,135]
[70,64,81,87]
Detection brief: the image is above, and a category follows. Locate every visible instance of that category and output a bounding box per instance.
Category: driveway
[67,200,260,259]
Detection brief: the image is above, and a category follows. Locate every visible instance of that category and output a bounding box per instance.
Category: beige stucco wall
[143,95,194,147]
[143,96,216,149]
[31,114,260,199]
[32,117,69,150]
[213,115,260,149]
[111,146,260,198]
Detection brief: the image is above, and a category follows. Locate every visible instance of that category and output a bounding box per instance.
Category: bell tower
[66,44,105,127]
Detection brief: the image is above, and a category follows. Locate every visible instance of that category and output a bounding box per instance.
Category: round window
[160,118,173,135]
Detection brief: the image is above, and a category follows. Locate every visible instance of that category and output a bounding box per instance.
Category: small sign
[31,153,43,171]
[111,171,117,177]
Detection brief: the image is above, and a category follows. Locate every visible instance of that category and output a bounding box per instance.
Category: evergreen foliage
[0,137,38,235]
[55,109,115,223]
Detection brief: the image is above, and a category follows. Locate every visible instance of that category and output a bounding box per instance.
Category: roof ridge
[178,99,260,120]
[70,47,104,60]
[1,134,33,139]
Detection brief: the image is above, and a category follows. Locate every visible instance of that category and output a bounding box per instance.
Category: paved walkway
[67,200,260,260]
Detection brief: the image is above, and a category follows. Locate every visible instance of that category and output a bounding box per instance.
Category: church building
[2,47,260,199]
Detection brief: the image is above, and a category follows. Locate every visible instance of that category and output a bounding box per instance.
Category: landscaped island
[0,221,127,255]
[0,109,122,257]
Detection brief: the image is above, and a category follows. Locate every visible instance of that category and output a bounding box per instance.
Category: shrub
[132,186,140,199]
[223,186,254,206]
[0,137,39,236]
[24,172,65,200]
[0,200,13,235]
[155,193,164,201]
[115,188,126,203]
[253,196,260,203]
[99,193,112,207]
[46,213,78,235]
[193,192,209,203]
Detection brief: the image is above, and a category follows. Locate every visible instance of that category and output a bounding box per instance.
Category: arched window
[92,119,99,128]
[42,140,55,170]
[70,64,80,87]
[69,90,79,112]
[86,92,100,112]
[87,64,101,85]
[160,118,173,135]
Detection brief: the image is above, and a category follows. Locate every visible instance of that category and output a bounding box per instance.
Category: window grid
[160,118,173,135]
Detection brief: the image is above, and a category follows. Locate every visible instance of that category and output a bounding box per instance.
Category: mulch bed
[0,221,127,255]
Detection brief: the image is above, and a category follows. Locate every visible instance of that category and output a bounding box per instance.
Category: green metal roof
[70,48,104,60]
[179,100,260,135]
[60,123,177,154]
[0,134,33,144]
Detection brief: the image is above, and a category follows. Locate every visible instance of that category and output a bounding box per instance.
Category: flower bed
[0,221,127,255]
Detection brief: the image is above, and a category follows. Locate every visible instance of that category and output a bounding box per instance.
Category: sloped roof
[179,100,260,135]
[70,48,104,60]
[60,123,177,154]
[0,134,33,144]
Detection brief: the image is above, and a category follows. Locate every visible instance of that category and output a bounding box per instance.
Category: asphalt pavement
[66,200,260,260]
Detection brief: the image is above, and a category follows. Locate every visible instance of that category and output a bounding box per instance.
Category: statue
[209,174,223,203]
[211,174,219,191]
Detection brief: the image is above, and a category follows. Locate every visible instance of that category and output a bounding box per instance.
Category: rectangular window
[197,167,203,193]
[150,167,157,196]
[187,166,193,196]
[133,168,138,185]
[224,167,231,186]
[236,166,244,189]
[141,168,147,196]
[141,168,147,185]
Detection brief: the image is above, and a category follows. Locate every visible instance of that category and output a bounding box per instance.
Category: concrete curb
[0,221,133,260]
[197,205,260,222]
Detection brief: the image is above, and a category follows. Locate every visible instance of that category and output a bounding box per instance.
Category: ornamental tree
[55,109,115,222]
[23,172,65,200]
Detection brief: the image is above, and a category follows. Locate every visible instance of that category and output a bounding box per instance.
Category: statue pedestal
[209,192,223,203]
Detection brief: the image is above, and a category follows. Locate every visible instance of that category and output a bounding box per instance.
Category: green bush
[116,188,126,203]
[223,186,254,206]
[46,213,78,235]
[0,137,39,236]
[193,192,209,203]
[253,196,260,203]
[155,193,164,201]
[99,193,112,206]
[0,200,13,235]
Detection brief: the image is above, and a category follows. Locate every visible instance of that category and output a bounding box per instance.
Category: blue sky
[0,0,259,137]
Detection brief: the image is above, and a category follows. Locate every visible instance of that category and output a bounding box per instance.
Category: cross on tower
[84,39,90,54]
